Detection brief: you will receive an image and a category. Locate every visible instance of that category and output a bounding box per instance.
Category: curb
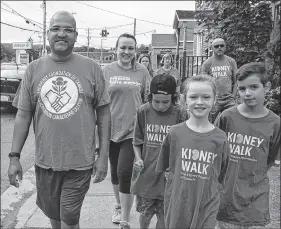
[14,193,38,229]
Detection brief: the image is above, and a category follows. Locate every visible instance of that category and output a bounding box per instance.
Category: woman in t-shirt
[154,52,181,93]
[102,33,151,229]
[138,53,154,78]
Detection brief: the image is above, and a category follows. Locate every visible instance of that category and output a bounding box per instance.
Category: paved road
[1,106,35,195]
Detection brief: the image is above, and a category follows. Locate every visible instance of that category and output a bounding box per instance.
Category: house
[150,10,196,71]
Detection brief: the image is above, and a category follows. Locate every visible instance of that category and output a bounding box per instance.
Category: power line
[76,23,134,31]
[1,21,42,33]
[1,2,43,29]
[75,1,172,27]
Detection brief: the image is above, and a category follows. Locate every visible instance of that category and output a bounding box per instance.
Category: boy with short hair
[130,73,189,229]
[215,62,280,228]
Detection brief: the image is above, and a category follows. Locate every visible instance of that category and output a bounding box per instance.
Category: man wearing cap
[200,38,238,123]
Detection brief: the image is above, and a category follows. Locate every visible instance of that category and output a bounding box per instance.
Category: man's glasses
[214,44,225,49]
[49,27,76,34]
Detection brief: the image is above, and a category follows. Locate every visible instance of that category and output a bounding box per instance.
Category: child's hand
[134,159,144,172]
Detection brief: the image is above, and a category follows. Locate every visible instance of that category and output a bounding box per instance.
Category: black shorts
[35,165,92,225]
[109,139,135,194]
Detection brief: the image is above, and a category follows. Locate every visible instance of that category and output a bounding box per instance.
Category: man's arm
[8,109,32,187]
[92,104,111,183]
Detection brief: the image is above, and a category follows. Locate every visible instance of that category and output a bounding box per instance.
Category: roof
[173,10,195,29]
[151,34,177,47]
[176,10,196,20]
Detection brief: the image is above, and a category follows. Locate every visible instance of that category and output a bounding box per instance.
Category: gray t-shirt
[130,103,189,200]
[201,55,237,103]
[216,106,280,226]
[156,122,230,229]
[13,53,110,171]
[103,61,151,142]
[154,67,181,90]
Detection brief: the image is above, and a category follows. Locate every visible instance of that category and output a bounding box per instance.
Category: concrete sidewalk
[13,172,157,229]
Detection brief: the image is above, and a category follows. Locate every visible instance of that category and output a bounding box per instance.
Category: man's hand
[134,159,144,172]
[8,158,23,188]
[92,156,108,183]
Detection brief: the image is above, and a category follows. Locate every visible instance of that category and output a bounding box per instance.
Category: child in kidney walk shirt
[215,62,280,228]
[130,73,189,229]
[156,74,230,229]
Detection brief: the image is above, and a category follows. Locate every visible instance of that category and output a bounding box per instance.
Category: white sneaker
[274,160,280,167]
[112,204,121,224]
[119,221,130,229]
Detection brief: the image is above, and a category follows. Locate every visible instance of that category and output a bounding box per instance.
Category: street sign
[19,53,29,64]
[12,42,33,50]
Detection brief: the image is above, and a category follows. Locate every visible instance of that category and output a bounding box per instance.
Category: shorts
[136,196,164,219]
[35,165,92,225]
[209,97,236,123]
[216,221,266,229]
[109,139,135,194]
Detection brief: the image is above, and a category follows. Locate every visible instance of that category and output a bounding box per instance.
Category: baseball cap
[150,73,177,95]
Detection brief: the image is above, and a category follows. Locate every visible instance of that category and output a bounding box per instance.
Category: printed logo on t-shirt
[180,148,217,181]
[146,124,170,147]
[37,71,83,119]
[227,132,264,163]
[109,76,141,88]
[211,66,232,94]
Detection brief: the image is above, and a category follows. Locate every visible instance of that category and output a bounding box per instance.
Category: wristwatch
[8,152,20,159]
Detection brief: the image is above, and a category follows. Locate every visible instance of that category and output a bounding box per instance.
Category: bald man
[200,38,238,123]
[8,11,111,229]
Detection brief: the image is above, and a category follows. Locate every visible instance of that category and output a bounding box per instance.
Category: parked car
[0,63,27,107]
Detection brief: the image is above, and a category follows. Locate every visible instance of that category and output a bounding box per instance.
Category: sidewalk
[13,170,157,229]
[5,166,280,229]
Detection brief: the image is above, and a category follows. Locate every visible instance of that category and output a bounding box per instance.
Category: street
[1,106,35,195]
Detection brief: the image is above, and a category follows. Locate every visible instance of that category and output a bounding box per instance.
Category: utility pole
[42,0,47,56]
[182,25,187,81]
[86,28,91,57]
[133,18,136,36]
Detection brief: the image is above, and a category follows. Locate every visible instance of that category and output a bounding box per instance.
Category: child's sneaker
[274,160,280,167]
[112,204,121,224]
[119,221,130,229]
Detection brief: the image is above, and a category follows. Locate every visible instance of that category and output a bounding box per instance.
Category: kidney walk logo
[211,65,232,94]
[146,124,170,147]
[227,132,264,163]
[109,76,141,87]
[37,71,83,119]
[180,148,217,181]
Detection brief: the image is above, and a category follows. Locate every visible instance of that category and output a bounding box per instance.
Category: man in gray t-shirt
[7,11,111,229]
[201,38,238,123]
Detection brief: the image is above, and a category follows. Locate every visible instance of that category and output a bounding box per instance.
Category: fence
[177,55,209,81]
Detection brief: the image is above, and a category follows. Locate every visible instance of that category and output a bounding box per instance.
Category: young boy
[130,73,189,229]
[215,62,280,228]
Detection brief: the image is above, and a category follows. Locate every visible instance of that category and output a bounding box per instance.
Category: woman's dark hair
[116,33,137,48]
[147,92,179,105]
[236,62,267,86]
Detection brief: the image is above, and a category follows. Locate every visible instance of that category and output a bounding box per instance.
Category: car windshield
[1,69,25,78]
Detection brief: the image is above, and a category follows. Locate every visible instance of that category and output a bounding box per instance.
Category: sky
[1,1,195,49]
